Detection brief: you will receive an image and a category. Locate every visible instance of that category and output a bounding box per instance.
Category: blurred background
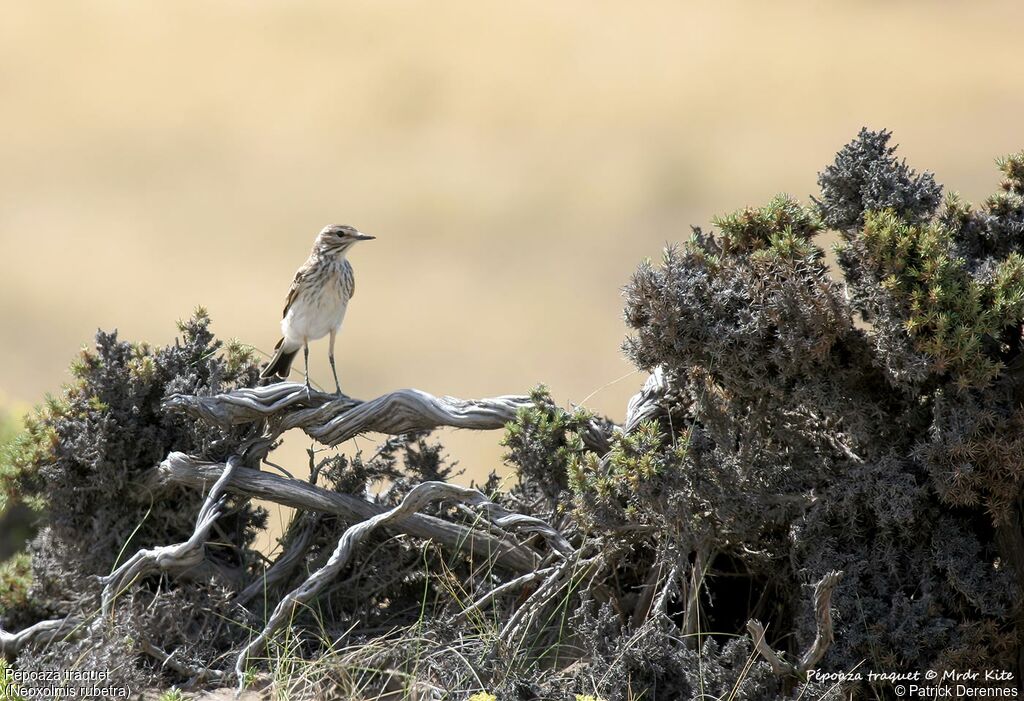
[2,1,1023,547]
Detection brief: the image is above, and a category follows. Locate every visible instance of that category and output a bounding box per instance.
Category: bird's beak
[354,233,375,241]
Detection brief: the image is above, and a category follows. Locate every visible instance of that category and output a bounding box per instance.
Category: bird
[261,224,375,394]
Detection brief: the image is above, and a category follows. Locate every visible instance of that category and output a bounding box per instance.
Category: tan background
[2,1,1023,546]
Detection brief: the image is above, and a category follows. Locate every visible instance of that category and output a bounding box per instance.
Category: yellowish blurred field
[2,1,1023,549]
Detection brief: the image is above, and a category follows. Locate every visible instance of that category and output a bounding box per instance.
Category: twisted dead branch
[457,566,558,622]
[234,480,556,689]
[0,617,81,659]
[157,452,540,574]
[100,456,242,618]
[89,380,637,685]
[623,366,668,434]
[798,569,843,671]
[140,638,226,685]
[164,382,612,453]
[747,570,843,676]
[498,554,603,646]
[164,383,532,445]
[746,620,792,676]
[234,512,321,606]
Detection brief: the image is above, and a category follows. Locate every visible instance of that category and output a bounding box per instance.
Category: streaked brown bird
[261,224,375,393]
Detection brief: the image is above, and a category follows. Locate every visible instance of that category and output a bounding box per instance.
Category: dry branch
[164,382,613,453]
[0,617,81,659]
[745,620,792,676]
[498,554,602,645]
[798,569,843,672]
[747,569,843,677]
[651,564,680,617]
[164,383,534,445]
[456,566,558,621]
[234,480,554,688]
[624,366,668,434]
[100,456,241,618]
[140,638,225,685]
[235,512,321,606]
[157,452,540,574]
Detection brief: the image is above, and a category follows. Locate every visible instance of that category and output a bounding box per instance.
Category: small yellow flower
[467,693,497,701]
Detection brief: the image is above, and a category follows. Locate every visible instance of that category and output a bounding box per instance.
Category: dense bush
[601,128,1024,690]
[0,311,268,672]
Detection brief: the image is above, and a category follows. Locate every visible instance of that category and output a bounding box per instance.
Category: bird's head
[315,224,375,255]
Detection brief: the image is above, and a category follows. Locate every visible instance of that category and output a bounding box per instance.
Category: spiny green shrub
[590,128,1022,693]
[843,204,1024,389]
[0,310,268,667]
[502,386,590,500]
[501,129,1022,698]
[815,127,943,230]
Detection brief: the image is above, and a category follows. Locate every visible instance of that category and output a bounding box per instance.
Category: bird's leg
[303,341,311,397]
[329,328,342,395]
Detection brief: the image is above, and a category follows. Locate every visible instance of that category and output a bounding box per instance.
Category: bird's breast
[280,260,353,342]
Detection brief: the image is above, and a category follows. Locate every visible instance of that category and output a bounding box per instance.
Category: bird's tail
[261,338,300,379]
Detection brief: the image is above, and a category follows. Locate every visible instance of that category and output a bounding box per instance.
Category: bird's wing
[345,259,355,300]
[282,260,313,317]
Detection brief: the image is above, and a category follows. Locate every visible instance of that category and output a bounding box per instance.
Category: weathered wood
[0,617,80,659]
[798,570,843,673]
[140,638,225,684]
[457,566,557,621]
[165,382,617,458]
[746,619,792,676]
[624,366,668,434]
[101,456,242,618]
[498,554,602,644]
[747,569,843,677]
[163,383,535,445]
[309,389,535,445]
[156,452,540,574]
[235,480,554,689]
[234,512,321,606]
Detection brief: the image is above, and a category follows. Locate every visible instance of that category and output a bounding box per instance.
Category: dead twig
[164,384,530,444]
[745,620,792,676]
[456,566,558,622]
[747,569,843,676]
[498,554,602,645]
[235,512,322,606]
[139,638,225,685]
[798,569,843,672]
